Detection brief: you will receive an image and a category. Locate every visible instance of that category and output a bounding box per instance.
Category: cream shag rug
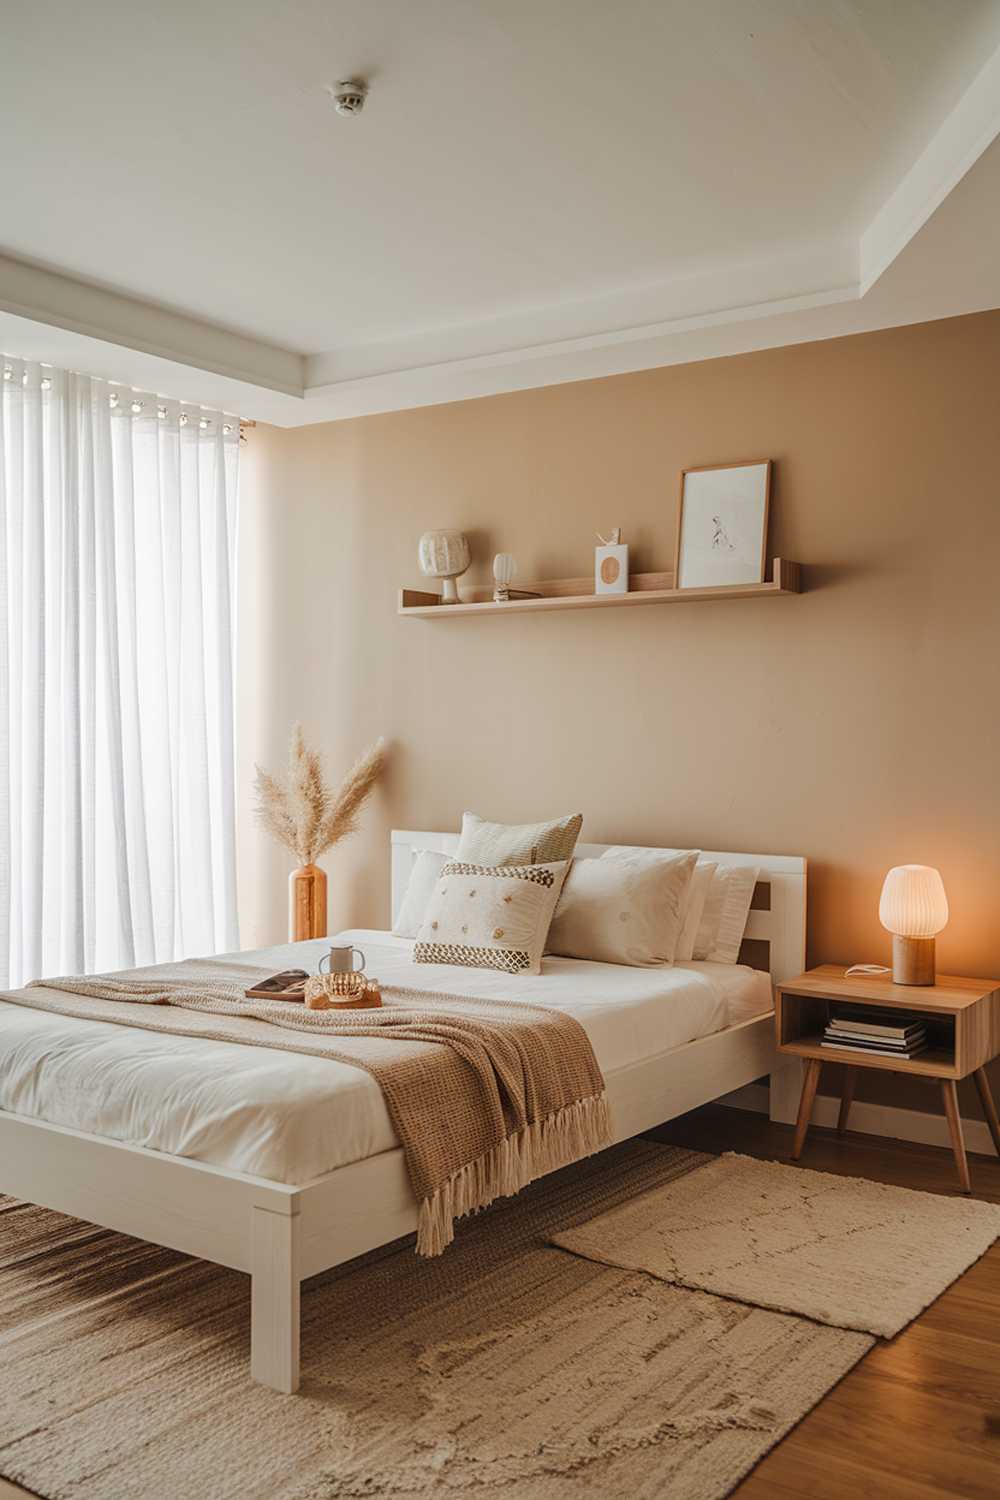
[0,1142,872,1500]
[553,1151,1000,1339]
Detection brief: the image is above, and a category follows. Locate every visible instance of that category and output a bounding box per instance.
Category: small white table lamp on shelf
[417,529,470,604]
[879,864,949,985]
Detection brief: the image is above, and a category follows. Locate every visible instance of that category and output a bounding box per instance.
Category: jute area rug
[553,1151,1000,1339]
[0,1140,940,1500]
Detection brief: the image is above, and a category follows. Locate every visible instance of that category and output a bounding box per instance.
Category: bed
[0,830,806,1393]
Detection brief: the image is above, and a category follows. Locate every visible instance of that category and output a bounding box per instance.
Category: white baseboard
[720,1081,999,1159]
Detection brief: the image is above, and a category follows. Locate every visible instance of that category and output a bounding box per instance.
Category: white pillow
[674,860,717,962]
[600,844,692,862]
[547,850,698,967]
[599,845,707,957]
[693,864,760,964]
[393,849,449,938]
[414,860,568,975]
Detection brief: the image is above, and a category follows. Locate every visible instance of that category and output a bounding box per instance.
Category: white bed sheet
[0,931,772,1184]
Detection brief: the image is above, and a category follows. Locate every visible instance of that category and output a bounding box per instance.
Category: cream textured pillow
[456,810,583,867]
[392,849,449,938]
[414,860,567,975]
[675,860,717,962]
[693,864,760,964]
[547,850,698,967]
[599,845,707,963]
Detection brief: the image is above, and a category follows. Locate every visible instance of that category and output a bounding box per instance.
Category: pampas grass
[254,726,386,866]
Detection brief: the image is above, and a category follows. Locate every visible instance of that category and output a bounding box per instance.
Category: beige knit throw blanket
[21,958,610,1256]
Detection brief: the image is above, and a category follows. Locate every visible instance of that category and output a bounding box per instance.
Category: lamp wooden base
[892,934,935,985]
[289,864,327,942]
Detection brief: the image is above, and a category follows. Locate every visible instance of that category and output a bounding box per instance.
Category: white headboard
[390,830,807,986]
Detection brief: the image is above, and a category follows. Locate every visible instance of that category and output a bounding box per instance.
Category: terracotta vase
[289,863,328,942]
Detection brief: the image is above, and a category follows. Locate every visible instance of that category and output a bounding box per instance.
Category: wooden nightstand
[776,965,1000,1191]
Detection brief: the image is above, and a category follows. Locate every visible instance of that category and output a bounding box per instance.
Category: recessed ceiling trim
[860,39,1000,295]
[3,40,1000,432]
[0,253,305,398]
[305,240,858,388]
[305,283,860,395]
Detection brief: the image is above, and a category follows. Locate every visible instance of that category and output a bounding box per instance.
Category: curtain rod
[2,356,252,430]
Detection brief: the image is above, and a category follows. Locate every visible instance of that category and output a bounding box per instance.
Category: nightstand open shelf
[780,1035,956,1077]
[776,965,1000,1192]
[777,987,958,1076]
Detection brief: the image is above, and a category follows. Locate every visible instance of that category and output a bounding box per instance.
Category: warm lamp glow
[879,865,948,938]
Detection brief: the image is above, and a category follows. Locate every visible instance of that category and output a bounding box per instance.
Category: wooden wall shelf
[399,559,802,617]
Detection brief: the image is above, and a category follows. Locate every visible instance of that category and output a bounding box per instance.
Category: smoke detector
[328,79,368,116]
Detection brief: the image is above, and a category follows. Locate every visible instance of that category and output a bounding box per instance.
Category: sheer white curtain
[0,359,240,989]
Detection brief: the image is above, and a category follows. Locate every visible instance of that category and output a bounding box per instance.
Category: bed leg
[251,1205,301,1394]
[769,1057,804,1126]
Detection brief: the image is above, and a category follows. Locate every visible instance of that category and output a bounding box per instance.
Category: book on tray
[244,969,309,1001]
[822,1007,928,1059]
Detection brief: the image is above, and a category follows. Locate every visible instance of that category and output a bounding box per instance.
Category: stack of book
[822,1009,928,1059]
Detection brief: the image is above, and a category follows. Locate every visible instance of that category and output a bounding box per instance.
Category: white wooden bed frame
[0,830,805,1393]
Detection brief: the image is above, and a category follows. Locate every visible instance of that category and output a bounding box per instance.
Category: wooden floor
[648,1105,1000,1500]
[2,1108,998,1499]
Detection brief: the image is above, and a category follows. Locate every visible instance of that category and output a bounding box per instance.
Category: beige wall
[238,310,1000,1116]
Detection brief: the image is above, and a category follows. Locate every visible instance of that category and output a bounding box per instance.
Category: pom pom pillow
[415,860,568,975]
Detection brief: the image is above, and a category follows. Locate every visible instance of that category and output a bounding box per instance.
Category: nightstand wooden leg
[972,1068,1000,1156]
[792,1058,821,1161]
[837,1066,857,1135]
[941,1079,972,1194]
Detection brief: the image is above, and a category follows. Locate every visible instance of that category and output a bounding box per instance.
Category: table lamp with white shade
[878,864,949,985]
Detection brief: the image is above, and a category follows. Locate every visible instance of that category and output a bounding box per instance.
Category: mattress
[0,930,772,1184]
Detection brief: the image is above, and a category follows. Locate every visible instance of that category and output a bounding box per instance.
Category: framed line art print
[675,460,772,589]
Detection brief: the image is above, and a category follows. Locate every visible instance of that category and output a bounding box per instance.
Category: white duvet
[0,931,771,1184]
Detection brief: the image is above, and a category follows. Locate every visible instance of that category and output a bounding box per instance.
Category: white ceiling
[3,0,1000,423]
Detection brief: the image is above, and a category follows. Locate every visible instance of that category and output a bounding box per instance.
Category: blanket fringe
[417,1092,611,1256]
